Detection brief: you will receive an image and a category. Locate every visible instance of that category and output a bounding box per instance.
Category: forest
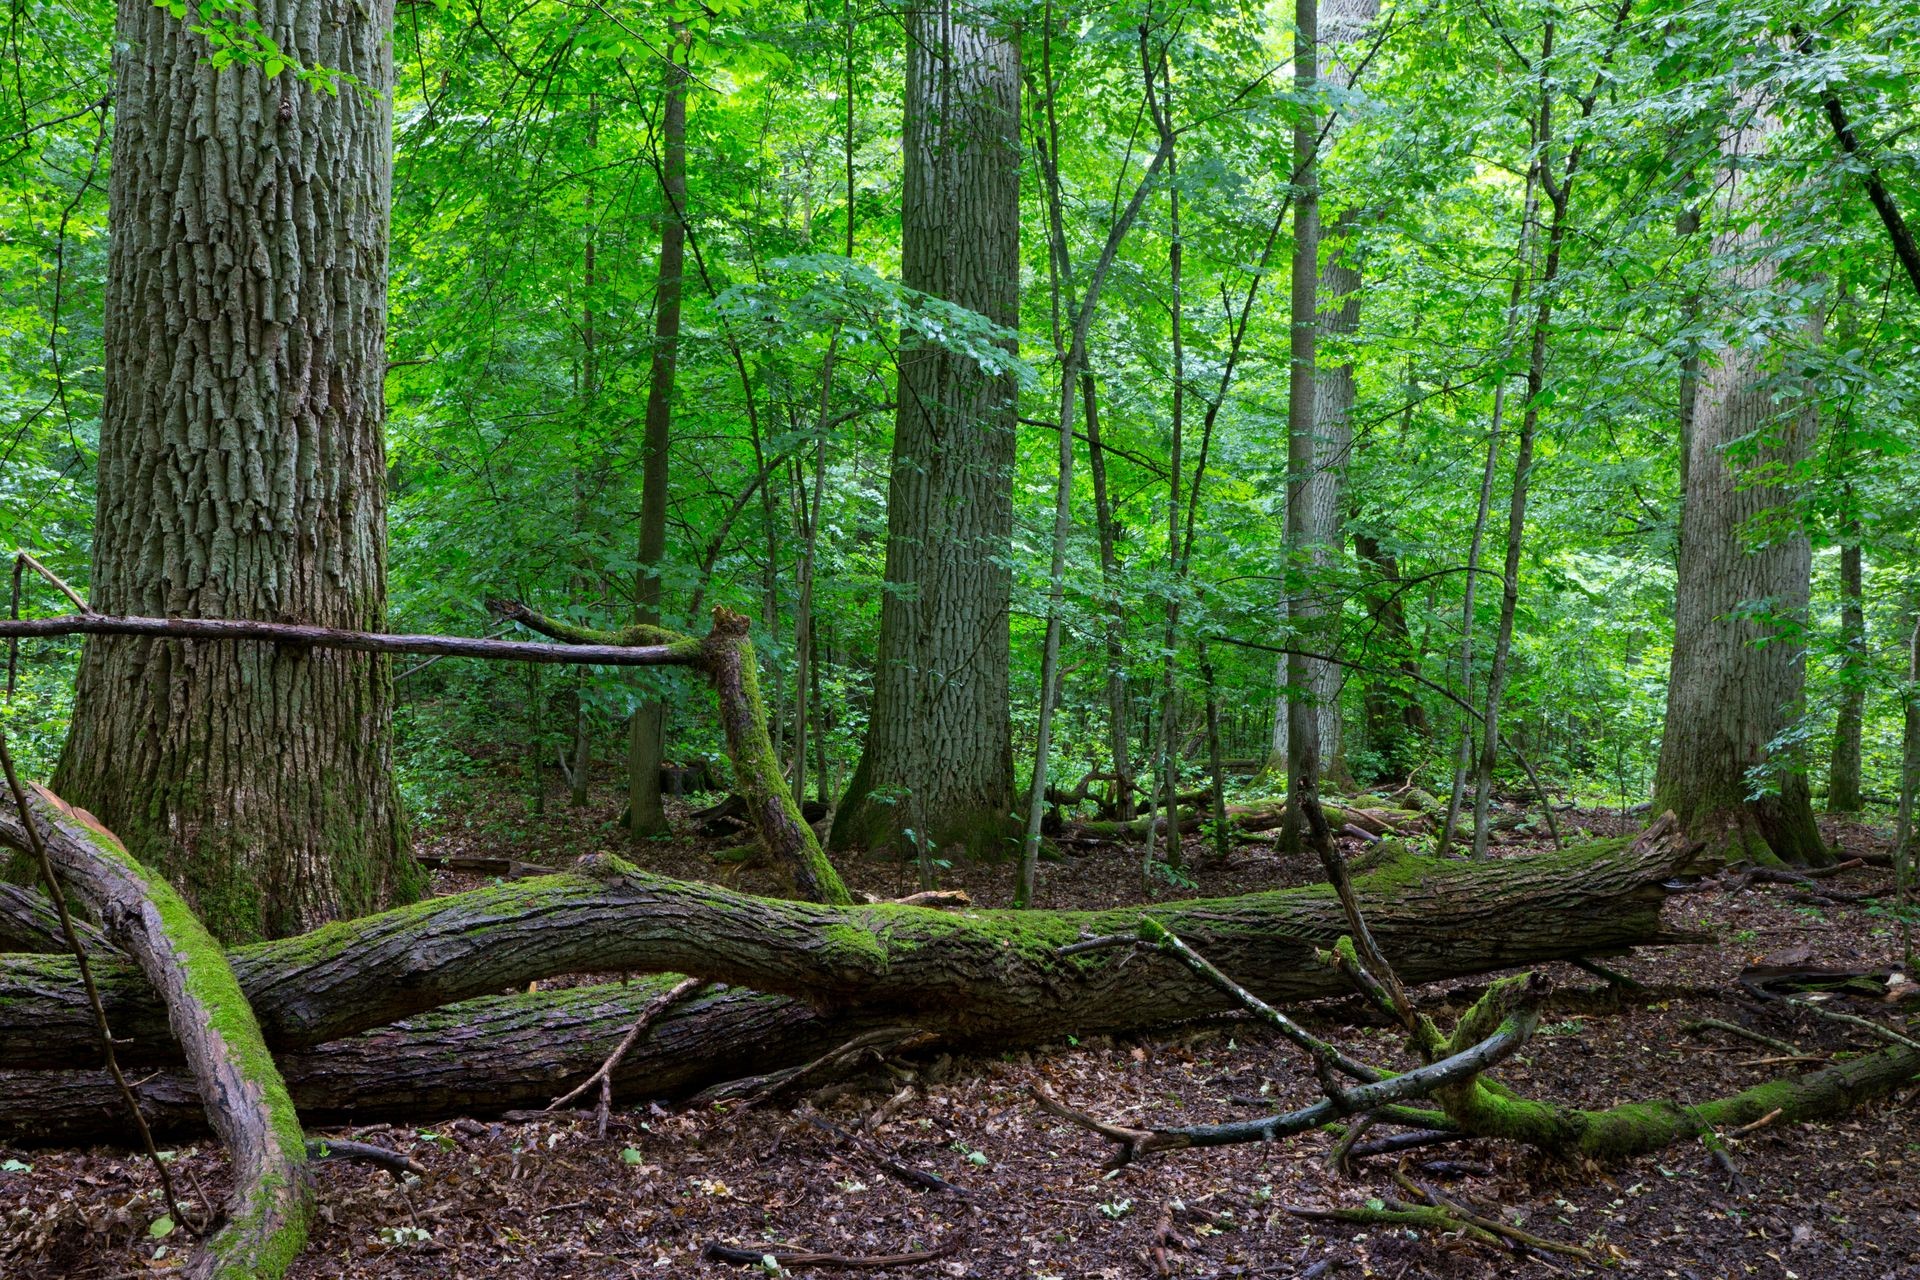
[0,0,1917,1274]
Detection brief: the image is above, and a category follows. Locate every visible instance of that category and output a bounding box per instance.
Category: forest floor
[3,763,1916,1279]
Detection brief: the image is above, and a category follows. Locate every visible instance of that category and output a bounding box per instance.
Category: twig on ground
[702,1237,962,1270]
[305,1138,425,1180]
[1570,957,1644,989]
[1137,916,1382,1083]
[801,1109,972,1199]
[1683,1017,1802,1057]
[1785,998,1920,1051]
[1390,1170,1594,1259]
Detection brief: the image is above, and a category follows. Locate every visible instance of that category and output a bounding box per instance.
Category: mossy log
[17,784,310,1279]
[0,816,1700,1074]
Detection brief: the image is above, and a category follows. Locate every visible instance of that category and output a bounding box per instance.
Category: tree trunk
[831,0,1019,857]
[1826,510,1865,811]
[0,813,1700,1080]
[1471,32,1570,858]
[1352,528,1428,775]
[1654,89,1829,867]
[1083,372,1135,820]
[49,0,414,942]
[627,34,689,841]
[1280,0,1333,856]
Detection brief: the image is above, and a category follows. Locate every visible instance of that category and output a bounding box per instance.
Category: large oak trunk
[831,0,1020,857]
[1653,90,1828,867]
[50,0,416,940]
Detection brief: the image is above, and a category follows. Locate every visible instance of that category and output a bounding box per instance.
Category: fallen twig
[305,1138,425,1180]
[702,1237,962,1270]
[548,976,704,1135]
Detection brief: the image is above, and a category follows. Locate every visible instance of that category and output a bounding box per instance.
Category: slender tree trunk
[1471,41,1570,857]
[1438,160,1540,859]
[627,37,690,840]
[1826,496,1865,812]
[788,339,837,802]
[1280,0,1333,856]
[571,108,601,811]
[52,0,414,941]
[1083,373,1135,819]
[831,0,1019,858]
[1352,527,1428,775]
[1261,0,1374,789]
[1654,87,1829,867]
[1151,149,1186,877]
[1893,584,1918,967]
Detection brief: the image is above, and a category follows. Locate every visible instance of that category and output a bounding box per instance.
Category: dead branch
[702,1237,963,1270]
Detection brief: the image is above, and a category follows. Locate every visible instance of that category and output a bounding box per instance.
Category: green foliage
[2,0,1918,837]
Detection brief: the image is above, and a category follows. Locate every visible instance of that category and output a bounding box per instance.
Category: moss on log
[14,785,310,1279]
[0,822,1699,1073]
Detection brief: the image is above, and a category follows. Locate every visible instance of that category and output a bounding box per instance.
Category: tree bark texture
[1280,0,1334,856]
[50,0,413,943]
[627,37,689,841]
[832,0,1019,857]
[0,816,1699,1076]
[1654,90,1828,867]
[1269,0,1374,793]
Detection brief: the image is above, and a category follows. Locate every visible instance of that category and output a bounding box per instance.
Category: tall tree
[627,36,689,839]
[1265,0,1374,791]
[830,0,1020,856]
[1653,83,1829,867]
[1280,0,1334,855]
[52,0,417,940]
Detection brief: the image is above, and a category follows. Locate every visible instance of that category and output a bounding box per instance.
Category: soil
[4,768,1916,1279]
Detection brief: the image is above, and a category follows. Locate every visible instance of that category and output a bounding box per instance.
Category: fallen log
[19,784,311,1279]
[0,811,1702,1072]
[0,978,891,1143]
[1077,800,1428,841]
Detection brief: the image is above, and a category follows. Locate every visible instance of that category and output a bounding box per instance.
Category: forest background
[2,0,1916,888]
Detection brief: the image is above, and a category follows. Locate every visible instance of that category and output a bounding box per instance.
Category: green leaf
[148,1214,176,1239]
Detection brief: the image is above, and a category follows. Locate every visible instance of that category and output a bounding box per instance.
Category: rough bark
[831,0,1020,858]
[627,35,690,840]
[21,784,310,1278]
[1265,0,1374,790]
[0,815,1698,1073]
[51,0,413,942]
[1654,87,1829,867]
[0,978,880,1143]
